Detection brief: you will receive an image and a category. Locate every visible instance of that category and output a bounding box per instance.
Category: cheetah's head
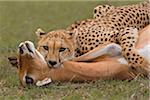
[36,28,77,68]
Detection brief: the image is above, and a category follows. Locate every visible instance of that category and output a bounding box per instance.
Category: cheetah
[36,2,150,75]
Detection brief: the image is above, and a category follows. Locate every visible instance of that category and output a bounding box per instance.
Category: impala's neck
[41,65,82,82]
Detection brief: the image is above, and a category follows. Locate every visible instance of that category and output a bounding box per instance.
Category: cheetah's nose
[48,60,57,66]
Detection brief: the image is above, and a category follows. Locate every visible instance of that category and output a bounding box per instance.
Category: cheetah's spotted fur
[66,2,150,74]
[37,2,150,75]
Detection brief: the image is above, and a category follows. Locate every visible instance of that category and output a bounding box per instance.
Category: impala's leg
[74,43,122,61]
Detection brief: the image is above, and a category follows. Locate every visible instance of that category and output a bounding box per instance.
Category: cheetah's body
[37,2,150,74]
[66,2,150,72]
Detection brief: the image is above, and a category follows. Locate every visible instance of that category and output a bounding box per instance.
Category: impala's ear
[35,28,47,39]
[8,56,18,68]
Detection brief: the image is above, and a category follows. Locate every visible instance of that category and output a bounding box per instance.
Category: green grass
[0,0,149,99]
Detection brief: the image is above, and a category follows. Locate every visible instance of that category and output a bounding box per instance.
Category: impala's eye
[25,76,33,84]
[59,47,66,52]
[43,46,48,50]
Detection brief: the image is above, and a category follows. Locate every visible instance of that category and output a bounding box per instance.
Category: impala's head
[36,28,76,68]
[8,41,51,87]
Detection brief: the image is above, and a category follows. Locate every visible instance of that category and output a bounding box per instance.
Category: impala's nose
[48,60,57,66]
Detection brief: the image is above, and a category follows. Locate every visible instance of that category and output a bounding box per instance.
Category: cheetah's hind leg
[118,27,150,77]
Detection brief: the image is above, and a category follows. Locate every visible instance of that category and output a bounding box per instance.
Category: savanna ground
[0,0,149,99]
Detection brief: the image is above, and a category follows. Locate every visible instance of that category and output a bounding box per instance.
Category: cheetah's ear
[35,28,47,39]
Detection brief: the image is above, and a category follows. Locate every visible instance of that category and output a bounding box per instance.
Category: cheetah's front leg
[118,27,149,76]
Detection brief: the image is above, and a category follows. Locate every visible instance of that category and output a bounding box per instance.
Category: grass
[0,0,149,99]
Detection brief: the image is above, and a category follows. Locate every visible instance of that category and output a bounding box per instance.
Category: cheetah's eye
[43,46,48,50]
[59,47,66,52]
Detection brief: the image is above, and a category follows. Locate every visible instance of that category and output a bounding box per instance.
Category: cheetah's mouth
[47,61,62,69]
